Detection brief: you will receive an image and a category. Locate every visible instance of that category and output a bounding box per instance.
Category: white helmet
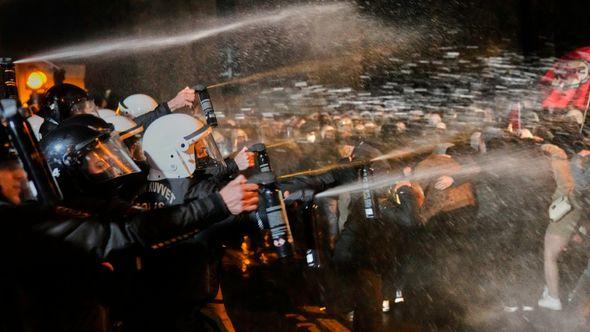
[104,115,144,141]
[117,94,158,118]
[97,108,117,119]
[27,114,44,140]
[142,113,223,180]
[104,115,145,161]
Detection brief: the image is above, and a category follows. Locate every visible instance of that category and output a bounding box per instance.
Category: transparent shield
[81,136,141,183]
[194,132,226,171]
[127,136,145,162]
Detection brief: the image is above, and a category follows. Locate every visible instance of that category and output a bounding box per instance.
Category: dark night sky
[3,0,590,56]
[2,0,590,101]
[0,0,590,53]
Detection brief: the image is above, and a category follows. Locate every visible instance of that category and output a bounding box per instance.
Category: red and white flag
[542,46,590,110]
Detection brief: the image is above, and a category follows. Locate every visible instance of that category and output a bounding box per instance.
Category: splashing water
[315,150,549,198]
[15,3,348,63]
[278,134,464,181]
[278,142,442,181]
[207,44,404,89]
[208,56,354,89]
[266,139,297,149]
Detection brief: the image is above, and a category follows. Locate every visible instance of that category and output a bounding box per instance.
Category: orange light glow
[26,71,48,90]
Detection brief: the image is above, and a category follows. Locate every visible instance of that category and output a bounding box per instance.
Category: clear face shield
[81,135,141,183]
[118,125,145,162]
[232,129,249,151]
[213,129,232,159]
[120,135,144,162]
[194,132,226,172]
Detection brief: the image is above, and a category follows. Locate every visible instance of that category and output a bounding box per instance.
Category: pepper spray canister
[251,172,294,259]
[360,164,379,220]
[249,143,272,173]
[193,85,218,128]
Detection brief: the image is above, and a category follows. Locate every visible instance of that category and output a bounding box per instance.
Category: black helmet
[39,83,92,124]
[40,119,140,196]
[60,114,114,132]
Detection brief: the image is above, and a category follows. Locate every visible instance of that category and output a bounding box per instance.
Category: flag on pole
[507,102,522,132]
[542,46,590,110]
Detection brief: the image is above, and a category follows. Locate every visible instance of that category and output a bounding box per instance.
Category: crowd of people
[2,72,590,331]
[217,86,590,329]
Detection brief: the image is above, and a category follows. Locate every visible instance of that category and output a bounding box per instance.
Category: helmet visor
[232,129,249,150]
[194,133,226,171]
[125,136,145,162]
[118,125,145,162]
[81,136,141,183]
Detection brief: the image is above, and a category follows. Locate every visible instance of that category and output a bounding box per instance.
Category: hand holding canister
[193,85,218,128]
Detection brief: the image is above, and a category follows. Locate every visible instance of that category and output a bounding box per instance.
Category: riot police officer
[129,113,255,331]
[37,83,98,137]
[0,113,258,331]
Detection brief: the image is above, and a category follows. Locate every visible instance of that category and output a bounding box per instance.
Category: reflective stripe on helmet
[118,124,144,141]
[183,124,211,141]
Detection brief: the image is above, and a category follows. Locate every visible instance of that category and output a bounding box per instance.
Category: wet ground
[220,223,590,331]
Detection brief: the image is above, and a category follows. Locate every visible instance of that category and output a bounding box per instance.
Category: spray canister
[249,143,272,173]
[360,164,378,220]
[193,85,218,128]
[303,204,321,268]
[251,172,294,259]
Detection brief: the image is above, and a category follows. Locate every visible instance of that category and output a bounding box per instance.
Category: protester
[538,141,590,310]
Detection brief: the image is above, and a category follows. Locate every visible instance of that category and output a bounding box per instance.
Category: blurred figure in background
[539,140,590,311]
